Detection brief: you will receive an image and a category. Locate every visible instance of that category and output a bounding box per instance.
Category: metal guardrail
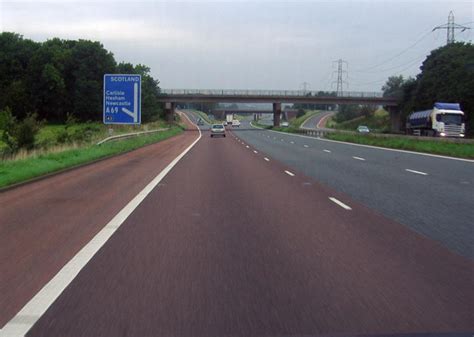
[160,89,384,98]
[96,128,169,145]
[298,128,474,144]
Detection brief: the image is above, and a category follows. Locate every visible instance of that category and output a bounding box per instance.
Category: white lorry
[406,102,465,137]
[226,114,234,125]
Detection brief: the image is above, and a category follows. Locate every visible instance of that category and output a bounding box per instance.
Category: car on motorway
[232,119,241,127]
[210,124,226,137]
[357,125,370,133]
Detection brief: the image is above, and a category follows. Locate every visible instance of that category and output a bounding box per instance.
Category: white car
[232,119,241,127]
[357,125,370,133]
[210,124,226,137]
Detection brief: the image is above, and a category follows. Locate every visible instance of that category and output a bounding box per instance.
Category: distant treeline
[0,32,163,123]
[381,42,473,136]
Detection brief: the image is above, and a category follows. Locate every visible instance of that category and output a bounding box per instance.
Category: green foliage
[332,108,390,133]
[0,109,42,152]
[0,32,163,124]
[384,42,474,136]
[325,132,474,159]
[0,126,182,188]
[13,113,42,149]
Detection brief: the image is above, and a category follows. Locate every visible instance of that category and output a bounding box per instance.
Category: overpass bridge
[157,89,400,129]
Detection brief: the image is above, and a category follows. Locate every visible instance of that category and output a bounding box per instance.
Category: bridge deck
[158,89,398,106]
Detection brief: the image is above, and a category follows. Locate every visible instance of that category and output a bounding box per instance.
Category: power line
[349,60,421,87]
[353,54,427,74]
[433,11,471,44]
[353,29,433,72]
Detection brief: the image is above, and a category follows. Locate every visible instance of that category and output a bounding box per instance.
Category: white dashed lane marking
[329,197,352,210]
[405,169,428,176]
[352,156,365,161]
[284,170,295,177]
[323,149,331,153]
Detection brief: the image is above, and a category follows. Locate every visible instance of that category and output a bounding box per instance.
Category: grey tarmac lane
[233,120,474,258]
[25,116,473,337]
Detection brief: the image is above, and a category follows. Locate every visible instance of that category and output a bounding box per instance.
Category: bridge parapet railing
[160,89,384,98]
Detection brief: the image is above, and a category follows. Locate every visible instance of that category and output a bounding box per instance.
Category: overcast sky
[1,0,472,91]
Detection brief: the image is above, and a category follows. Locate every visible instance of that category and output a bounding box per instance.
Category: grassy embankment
[253,110,321,132]
[326,108,390,133]
[187,110,223,124]
[252,110,473,159]
[0,123,183,189]
[325,133,474,159]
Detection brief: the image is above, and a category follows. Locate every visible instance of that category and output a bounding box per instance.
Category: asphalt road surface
[15,114,474,336]
[2,112,473,337]
[0,113,198,329]
[301,111,335,130]
[234,120,474,259]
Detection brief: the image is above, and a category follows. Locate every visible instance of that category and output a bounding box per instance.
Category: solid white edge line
[1,111,202,337]
[264,157,270,161]
[284,170,295,176]
[249,121,474,163]
[352,156,366,161]
[405,169,428,176]
[329,197,352,210]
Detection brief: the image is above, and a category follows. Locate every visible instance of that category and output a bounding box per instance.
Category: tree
[382,75,407,100]
[383,42,474,136]
[414,42,474,136]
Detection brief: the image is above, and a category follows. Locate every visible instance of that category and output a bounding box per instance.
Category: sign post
[103,74,141,125]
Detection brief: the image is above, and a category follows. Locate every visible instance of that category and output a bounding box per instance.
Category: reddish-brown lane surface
[25,128,473,337]
[0,115,199,328]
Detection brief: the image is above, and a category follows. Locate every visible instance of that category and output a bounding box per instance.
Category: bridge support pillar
[273,102,281,127]
[387,106,401,133]
[164,102,175,122]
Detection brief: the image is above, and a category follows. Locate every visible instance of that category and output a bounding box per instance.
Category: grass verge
[328,108,390,132]
[325,132,474,159]
[252,121,473,159]
[0,126,183,189]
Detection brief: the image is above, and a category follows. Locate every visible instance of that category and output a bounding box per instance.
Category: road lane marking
[284,170,295,176]
[249,124,474,163]
[281,139,284,141]
[329,197,352,210]
[0,111,203,337]
[323,149,331,153]
[352,156,365,161]
[290,141,294,144]
[246,145,250,148]
[264,157,270,161]
[303,145,309,148]
[405,169,428,176]
[253,150,258,154]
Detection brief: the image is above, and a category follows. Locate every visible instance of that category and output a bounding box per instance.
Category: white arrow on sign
[122,82,139,123]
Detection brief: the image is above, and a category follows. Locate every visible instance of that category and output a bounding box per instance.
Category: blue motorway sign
[103,74,141,124]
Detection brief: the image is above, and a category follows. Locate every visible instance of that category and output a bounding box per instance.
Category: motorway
[235,119,474,259]
[1,111,473,336]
